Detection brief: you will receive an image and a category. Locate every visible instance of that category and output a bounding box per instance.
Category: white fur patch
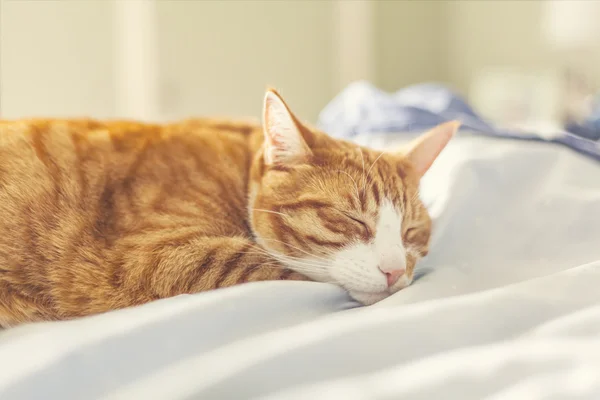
[328,199,412,305]
[255,196,415,306]
[374,200,407,274]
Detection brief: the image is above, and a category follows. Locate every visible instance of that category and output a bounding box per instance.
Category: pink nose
[380,268,405,287]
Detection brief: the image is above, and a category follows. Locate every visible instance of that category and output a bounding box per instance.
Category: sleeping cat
[0,89,458,327]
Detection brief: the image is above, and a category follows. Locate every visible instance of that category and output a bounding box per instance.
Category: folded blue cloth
[317,81,600,161]
[566,94,600,141]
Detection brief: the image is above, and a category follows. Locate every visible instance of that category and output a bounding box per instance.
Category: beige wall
[155,1,334,122]
[0,0,444,122]
[2,0,598,121]
[0,0,335,122]
[445,0,600,97]
[446,1,551,95]
[0,0,116,119]
[373,0,447,91]
[375,0,600,98]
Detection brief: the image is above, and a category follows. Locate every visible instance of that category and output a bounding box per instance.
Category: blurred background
[1,0,599,130]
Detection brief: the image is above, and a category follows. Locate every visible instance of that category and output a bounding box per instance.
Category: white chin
[348,277,414,305]
[348,290,391,306]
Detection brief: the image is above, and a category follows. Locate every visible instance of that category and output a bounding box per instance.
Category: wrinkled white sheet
[1,133,599,400]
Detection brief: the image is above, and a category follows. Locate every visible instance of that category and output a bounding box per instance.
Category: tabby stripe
[344,193,358,209]
[30,125,57,174]
[94,184,117,244]
[151,196,202,220]
[322,221,348,235]
[215,242,252,288]
[278,226,307,251]
[257,155,266,177]
[119,139,151,216]
[315,209,347,225]
[276,216,308,250]
[158,206,201,221]
[141,248,164,294]
[359,189,367,212]
[24,205,53,285]
[270,164,292,173]
[304,235,344,249]
[194,155,246,222]
[236,263,264,284]
[372,183,381,205]
[210,123,254,136]
[70,133,90,196]
[181,144,225,198]
[377,162,387,183]
[399,177,408,212]
[315,212,354,236]
[109,257,125,289]
[279,199,330,211]
[181,247,218,294]
[154,229,203,248]
[31,125,63,205]
[279,269,294,280]
[396,161,408,179]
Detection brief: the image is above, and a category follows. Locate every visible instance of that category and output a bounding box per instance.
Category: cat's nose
[379,267,405,287]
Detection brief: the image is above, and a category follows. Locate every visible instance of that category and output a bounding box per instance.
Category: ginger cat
[0,89,458,327]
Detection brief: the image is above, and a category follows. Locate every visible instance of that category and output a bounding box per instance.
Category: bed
[1,127,599,399]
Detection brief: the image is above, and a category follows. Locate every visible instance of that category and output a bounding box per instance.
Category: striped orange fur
[0,89,457,327]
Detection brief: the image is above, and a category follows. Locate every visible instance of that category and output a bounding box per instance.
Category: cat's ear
[404,121,460,178]
[262,89,312,165]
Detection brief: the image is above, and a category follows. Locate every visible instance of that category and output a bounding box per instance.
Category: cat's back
[0,116,261,183]
[0,116,262,226]
[0,117,262,164]
[0,117,263,323]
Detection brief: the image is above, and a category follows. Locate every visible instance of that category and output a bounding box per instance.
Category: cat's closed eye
[344,213,371,235]
[404,226,430,249]
[405,227,419,240]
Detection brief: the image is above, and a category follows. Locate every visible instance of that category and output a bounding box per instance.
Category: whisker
[269,249,332,270]
[252,208,290,218]
[247,263,284,270]
[308,246,340,258]
[410,190,421,203]
[273,252,331,267]
[357,147,367,194]
[236,248,330,269]
[241,264,339,286]
[270,260,329,275]
[239,261,327,278]
[236,244,332,268]
[333,170,360,202]
[364,151,386,191]
[224,238,337,284]
[273,254,330,269]
[405,244,425,258]
[260,238,332,262]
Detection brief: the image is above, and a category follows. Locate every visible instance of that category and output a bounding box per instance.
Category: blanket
[1,131,599,399]
[317,81,600,161]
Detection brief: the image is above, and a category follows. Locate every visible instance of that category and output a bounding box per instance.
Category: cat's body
[0,90,457,327]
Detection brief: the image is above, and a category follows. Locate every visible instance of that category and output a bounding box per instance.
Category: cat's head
[249,89,458,305]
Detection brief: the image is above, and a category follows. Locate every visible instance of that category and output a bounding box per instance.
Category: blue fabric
[317,81,600,161]
[566,94,600,141]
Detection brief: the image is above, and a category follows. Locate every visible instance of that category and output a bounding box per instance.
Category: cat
[0,89,458,327]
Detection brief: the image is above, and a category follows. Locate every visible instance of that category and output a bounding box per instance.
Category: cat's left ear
[404,121,460,178]
[262,89,312,166]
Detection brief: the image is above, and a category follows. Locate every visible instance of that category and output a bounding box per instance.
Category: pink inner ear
[262,91,310,165]
[407,121,460,177]
[270,135,282,146]
[263,93,288,147]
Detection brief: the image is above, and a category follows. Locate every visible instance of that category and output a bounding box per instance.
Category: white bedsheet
[1,133,599,400]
